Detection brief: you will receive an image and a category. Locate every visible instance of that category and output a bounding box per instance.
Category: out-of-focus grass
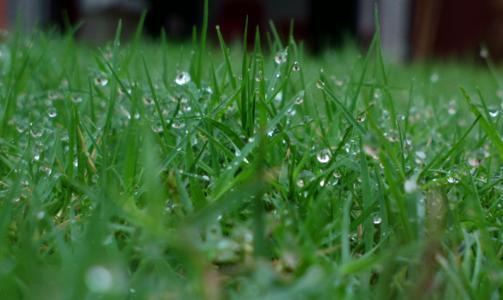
[0,11,502,300]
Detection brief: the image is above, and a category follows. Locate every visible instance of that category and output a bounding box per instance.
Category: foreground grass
[0,23,502,299]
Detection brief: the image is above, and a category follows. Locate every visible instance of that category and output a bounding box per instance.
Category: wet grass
[0,12,502,300]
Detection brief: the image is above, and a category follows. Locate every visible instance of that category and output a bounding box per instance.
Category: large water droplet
[274,50,287,65]
[85,266,113,293]
[404,177,418,193]
[175,71,191,86]
[48,108,57,118]
[316,149,331,164]
[372,214,382,225]
[489,109,499,118]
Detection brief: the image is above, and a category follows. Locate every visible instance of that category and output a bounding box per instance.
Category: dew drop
[175,71,191,86]
[489,109,499,118]
[415,151,426,164]
[143,97,154,106]
[468,157,481,168]
[372,214,382,225]
[30,128,43,138]
[94,77,108,87]
[363,145,379,160]
[447,176,459,184]
[356,113,366,123]
[430,73,439,83]
[404,177,418,193]
[85,266,113,293]
[36,210,45,220]
[480,46,489,59]
[296,179,305,188]
[295,95,304,105]
[316,149,331,164]
[48,108,57,118]
[292,61,300,72]
[274,50,287,65]
[316,80,325,90]
[171,121,186,129]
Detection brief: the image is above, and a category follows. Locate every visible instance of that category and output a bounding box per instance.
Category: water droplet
[448,100,457,115]
[143,97,154,106]
[480,46,489,59]
[468,157,481,168]
[316,80,325,90]
[172,121,186,129]
[415,151,426,164]
[295,95,304,105]
[274,92,283,102]
[175,71,191,86]
[356,113,366,123]
[404,177,418,193]
[73,159,79,168]
[372,214,382,225]
[94,77,108,87]
[292,61,300,72]
[72,95,83,104]
[274,50,287,65]
[447,176,459,184]
[319,179,326,187]
[296,179,305,188]
[41,165,52,175]
[36,210,45,220]
[85,266,113,293]
[363,145,379,160]
[30,128,43,138]
[48,108,57,118]
[489,109,499,118]
[316,149,331,164]
[430,73,439,83]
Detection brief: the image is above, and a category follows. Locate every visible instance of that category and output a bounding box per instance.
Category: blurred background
[0,0,501,61]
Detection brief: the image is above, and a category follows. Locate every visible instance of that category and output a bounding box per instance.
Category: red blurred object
[0,0,7,28]
[217,0,266,43]
[412,0,503,60]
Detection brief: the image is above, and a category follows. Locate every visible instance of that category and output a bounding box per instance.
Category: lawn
[0,14,502,300]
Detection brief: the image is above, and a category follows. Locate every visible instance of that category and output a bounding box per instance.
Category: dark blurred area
[0,0,502,61]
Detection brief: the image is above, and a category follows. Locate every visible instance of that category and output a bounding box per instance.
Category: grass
[0,11,502,300]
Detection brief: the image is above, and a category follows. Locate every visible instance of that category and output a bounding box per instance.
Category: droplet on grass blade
[316,149,331,164]
[488,109,499,118]
[372,214,382,225]
[316,80,325,90]
[94,77,108,87]
[175,71,191,86]
[363,144,379,160]
[47,108,57,119]
[468,157,481,168]
[292,61,300,72]
[404,177,418,193]
[274,50,287,65]
[171,121,186,129]
[447,176,459,184]
[85,266,113,293]
[480,46,489,59]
